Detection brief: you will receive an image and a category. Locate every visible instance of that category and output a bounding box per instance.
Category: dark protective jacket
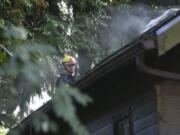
[56,73,76,86]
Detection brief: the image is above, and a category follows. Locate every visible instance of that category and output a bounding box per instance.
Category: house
[10,10,180,135]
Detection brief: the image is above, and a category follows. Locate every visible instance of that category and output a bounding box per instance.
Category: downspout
[136,55,180,81]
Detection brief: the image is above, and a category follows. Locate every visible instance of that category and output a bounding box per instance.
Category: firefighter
[56,54,78,86]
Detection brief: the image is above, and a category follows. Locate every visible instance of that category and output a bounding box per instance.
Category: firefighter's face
[65,64,76,74]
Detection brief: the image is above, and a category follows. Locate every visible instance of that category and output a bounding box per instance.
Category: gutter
[136,55,180,81]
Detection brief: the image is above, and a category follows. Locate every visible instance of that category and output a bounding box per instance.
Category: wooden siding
[132,89,159,135]
[87,114,113,135]
[83,87,159,135]
[156,80,180,135]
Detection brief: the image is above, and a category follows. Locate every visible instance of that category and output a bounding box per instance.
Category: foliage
[0,0,103,134]
[51,85,92,135]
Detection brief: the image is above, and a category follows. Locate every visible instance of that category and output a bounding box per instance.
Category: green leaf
[51,85,92,135]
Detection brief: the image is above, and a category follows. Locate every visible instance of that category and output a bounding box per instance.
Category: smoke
[102,4,163,54]
[78,4,163,76]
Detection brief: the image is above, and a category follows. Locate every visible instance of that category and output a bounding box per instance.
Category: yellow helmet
[63,55,77,65]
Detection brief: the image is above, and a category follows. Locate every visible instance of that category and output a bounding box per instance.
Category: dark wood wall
[78,80,159,135]
[132,88,158,135]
